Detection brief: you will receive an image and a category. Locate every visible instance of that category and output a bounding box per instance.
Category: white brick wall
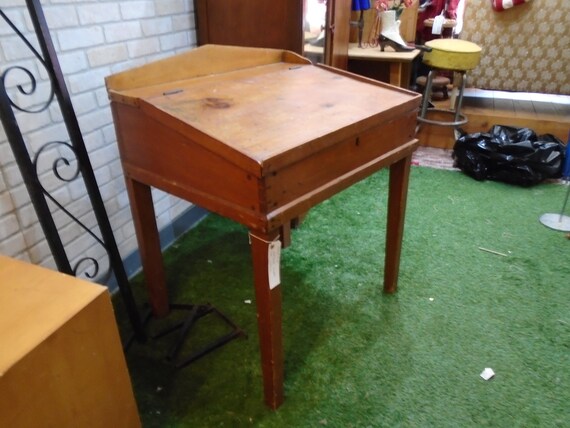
[0,0,196,277]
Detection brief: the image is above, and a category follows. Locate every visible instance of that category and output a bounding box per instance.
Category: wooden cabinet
[194,0,351,69]
[324,0,351,69]
[0,256,140,428]
[194,0,304,53]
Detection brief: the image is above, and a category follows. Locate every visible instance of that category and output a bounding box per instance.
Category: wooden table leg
[249,229,284,410]
[401,62,412,90]
[384,154,412,294]
[389,62,403,88]
[125,176,170,317]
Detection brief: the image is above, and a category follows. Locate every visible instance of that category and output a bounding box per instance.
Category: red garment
[492,0,531,11]
[416,0,460,42]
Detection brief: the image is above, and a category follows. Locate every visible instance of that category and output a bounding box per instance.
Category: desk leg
[389,62,403,88]
[249,230,284,409]
[401,63,412,90]
[384,155,412,294]
[125,176,170,317]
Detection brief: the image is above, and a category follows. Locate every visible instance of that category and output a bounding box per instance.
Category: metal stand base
[126,303,246,368]
[540,182,570,232]
[539,213,570,232]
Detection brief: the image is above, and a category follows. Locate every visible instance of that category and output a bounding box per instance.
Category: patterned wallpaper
[460,0,570,94]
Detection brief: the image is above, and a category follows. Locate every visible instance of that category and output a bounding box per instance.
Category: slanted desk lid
[107,45,420,177]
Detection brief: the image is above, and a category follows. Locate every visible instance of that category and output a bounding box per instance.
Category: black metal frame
[0,0,145,341]
[154,303,246,368]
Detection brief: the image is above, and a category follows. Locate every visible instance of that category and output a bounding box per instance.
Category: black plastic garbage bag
[453,125,566,186]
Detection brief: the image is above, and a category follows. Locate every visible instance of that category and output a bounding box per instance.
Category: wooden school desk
[106,44,420,409]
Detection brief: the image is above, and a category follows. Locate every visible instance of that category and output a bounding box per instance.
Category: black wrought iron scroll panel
[0,1,145,341]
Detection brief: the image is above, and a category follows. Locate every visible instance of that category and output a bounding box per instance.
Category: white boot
[380,10,409,49]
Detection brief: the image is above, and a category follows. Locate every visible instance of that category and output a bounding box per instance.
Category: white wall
[0,0,197,279]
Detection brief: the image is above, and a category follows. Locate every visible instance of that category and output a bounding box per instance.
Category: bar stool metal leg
[417,69,468,128]
[419,69,435,120]
[454,72,467,124]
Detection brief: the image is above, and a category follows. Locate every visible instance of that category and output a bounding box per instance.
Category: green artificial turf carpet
[116,166,570,427]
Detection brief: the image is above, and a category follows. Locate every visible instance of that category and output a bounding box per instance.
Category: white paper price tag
[268,240,281,289]
[432,14,445,35]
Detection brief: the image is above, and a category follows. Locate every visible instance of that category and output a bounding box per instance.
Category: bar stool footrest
[417,108,468,127]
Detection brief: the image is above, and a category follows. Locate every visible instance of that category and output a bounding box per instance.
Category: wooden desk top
[108,45,419,177]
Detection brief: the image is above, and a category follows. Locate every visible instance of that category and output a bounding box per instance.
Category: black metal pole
[26,0,145,341]
[0,2,145,342]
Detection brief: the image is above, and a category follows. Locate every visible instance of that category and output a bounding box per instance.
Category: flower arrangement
[374,0,413,18]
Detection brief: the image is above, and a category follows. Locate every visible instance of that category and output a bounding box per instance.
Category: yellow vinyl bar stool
[417,38,481,127]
